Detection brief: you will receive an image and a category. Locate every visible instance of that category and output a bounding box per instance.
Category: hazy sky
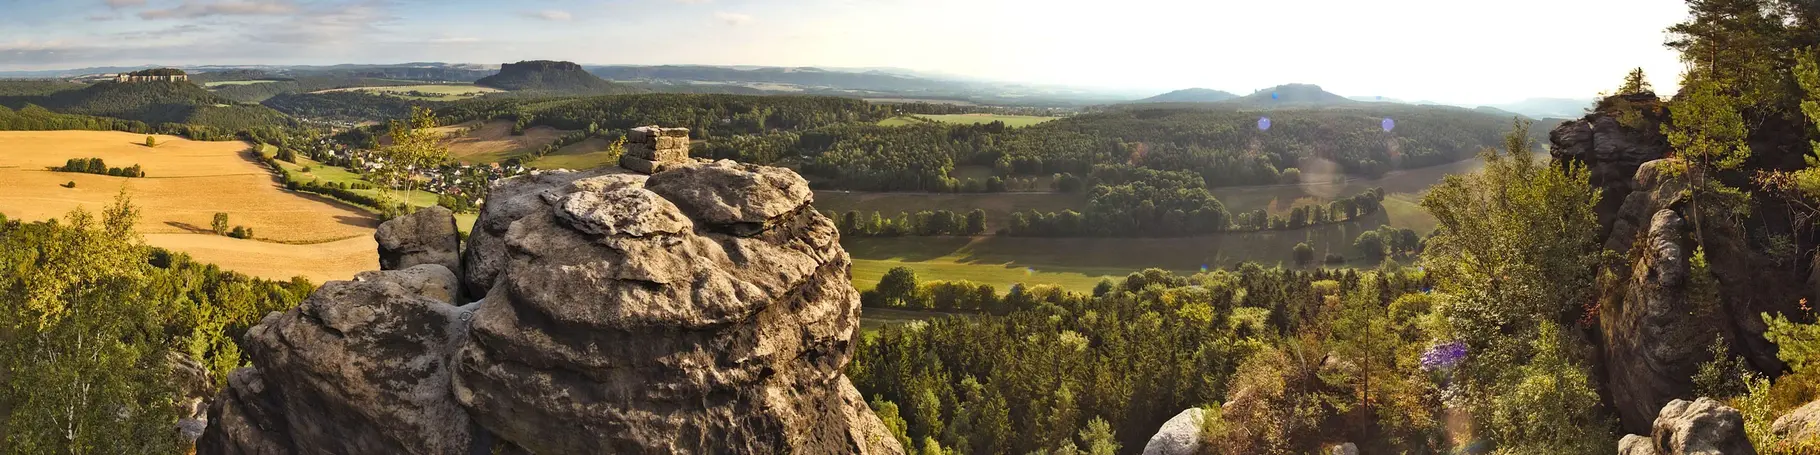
[0,0,1692,104]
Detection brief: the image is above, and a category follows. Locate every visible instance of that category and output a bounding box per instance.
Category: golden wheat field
[0,131,379,283]
[427,120,574,163]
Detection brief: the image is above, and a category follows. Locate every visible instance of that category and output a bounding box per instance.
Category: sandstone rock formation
[200,160,902,455]
[1615,398,1757,455]
[1773,399,1820,442]
[1557,94,1805,434]
[619,126,693,174]
[170,352,214,444]
[1141,408,1205,455]
[376,205,462,277]
[197,265,474,455]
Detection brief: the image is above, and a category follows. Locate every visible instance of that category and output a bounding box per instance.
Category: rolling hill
[476,61,642,95]
[1134,88,1239,103]
[0,79,288,131]
[1222,83,1358,107]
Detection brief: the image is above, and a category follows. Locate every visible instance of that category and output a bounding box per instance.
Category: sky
[0,0,1693,105]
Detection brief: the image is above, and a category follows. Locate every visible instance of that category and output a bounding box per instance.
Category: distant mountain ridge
[1224,83,1357,107]
[476,61,641,94]
[1135,88,1238,103]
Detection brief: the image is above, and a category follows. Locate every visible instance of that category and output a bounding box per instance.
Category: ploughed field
[0,131,379,283]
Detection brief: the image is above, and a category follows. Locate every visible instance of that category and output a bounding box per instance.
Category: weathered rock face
[452,160,897,454]
[1141,408,1204,455]
[170,353,214,444]
[1601,205,1703,433]
[1548,93,1671,231]
[1651,398,1758,455]
[376,206,462,278]
[201,160,901,455]
[1773,399,1820,442]
[1616,398,1757,455]
[1561,95,1805,434]
[197,265,474,455]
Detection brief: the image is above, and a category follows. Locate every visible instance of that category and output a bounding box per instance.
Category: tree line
[54,157,145,178]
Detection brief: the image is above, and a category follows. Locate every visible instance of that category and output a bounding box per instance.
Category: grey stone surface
[376,206,462,277]
[1140,408,1204,455]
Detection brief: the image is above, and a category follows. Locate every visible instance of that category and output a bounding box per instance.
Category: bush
[227,225,254,239]
[1324,253,1345,264]
[60,181,76,188]
[212,213,230,235]
[1292,243,1315,266]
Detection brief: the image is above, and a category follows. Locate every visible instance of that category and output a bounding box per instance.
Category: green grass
[842,215,1400,293]
[204,80,285,87]
[527,138,620,170]
[269,156,440,212]
[455,213,478,235]
[878,114,1058,128]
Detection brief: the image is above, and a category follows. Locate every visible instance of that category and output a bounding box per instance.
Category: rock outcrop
[197,265,474,455]
[1141,408,1205,455]
[170,353,214,444]
[619,126,693,174]
[1616,398,1757,455]
[1773,399,1820,442]
[1557,94,1805,434]
[375,205,462,278]
[200,159,901,454]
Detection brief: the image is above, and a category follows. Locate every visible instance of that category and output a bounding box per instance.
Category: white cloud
[104,0,147,9]
[714,12,752,26]
[672,0,712,4]
[529,10,572,21]
[140,1,298,20]
[428,37,481,44]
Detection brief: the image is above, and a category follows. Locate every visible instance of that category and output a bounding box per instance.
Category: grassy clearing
[426,120,574,164]
[269,156,440,209]
[878,113,1059,128]
[0,131,380,283]
[528,137,619,170]
[314,84,502,101]
[843,213,1397,292]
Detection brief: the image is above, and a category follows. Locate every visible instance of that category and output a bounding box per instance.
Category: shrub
[61,181,76,188]
[1292,242,1315,266]
[211,213,230,235]
[227,225,254,239]
[1324,253,1345,264]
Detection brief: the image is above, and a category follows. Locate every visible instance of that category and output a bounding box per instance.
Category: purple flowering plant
[1420,341,1467,371]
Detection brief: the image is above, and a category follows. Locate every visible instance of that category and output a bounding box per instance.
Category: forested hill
[1134,88,1239,103]
[475,60,643,95]
[1222,83,1358,107]
[0,80,288,136]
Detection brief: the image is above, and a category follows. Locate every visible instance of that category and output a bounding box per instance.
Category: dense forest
[0,80,290,137]
[0,197,314,453]
[262,91,433,122]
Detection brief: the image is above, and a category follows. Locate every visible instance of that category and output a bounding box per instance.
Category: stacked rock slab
[199,161,903,454]
[618,125,692,174]
[452,160,900,454]
[1616,398,1758,455]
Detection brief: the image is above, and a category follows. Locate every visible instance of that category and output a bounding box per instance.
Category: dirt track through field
[0,131,380,283]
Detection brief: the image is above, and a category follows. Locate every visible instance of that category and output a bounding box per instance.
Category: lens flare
[1257,117,1271,131]
[1382,117,1396,132]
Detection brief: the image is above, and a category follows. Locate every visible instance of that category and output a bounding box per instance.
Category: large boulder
[196,268,475,454]
[376,206,462,277]
[1548,93,1670,230]
[1773,399,1820,442]
[1141,408,1204,455]
[1649,398,1757,455]
[461,168,624,298]
[450,160,900,454]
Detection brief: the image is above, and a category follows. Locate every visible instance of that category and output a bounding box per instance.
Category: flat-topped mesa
[619,125,693,174]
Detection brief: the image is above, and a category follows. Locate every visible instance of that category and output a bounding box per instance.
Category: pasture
[429,120,575,164]
[528,137,620,170]
[842,211,1398,293]
[269,155,441,210]
[314,84,502,101]
[0,131,379,283]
